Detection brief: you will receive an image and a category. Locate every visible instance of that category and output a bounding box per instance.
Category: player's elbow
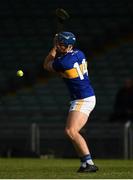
[43,58,49,70]
[43,60,54,72]
[43,61,47,70]
[43,63,49,71]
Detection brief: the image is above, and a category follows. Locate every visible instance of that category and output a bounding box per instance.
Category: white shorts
[69,96,96,117]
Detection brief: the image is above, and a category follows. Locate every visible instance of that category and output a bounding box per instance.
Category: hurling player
[44,32,98,173]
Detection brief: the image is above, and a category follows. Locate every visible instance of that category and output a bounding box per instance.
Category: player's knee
[65,128,77,140]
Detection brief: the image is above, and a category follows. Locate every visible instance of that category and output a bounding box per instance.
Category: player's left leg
[65,111,98,172]
[65,111,89,156]
[65,96,98,172]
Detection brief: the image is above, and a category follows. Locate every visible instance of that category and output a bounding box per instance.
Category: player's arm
[43,47,57,72]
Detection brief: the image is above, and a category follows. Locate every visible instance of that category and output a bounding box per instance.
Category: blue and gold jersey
[52,49,95,100]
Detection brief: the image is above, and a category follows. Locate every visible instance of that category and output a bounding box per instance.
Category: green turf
[0,158,133,179]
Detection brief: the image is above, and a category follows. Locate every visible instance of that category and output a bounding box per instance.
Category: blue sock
[80,154,94,166]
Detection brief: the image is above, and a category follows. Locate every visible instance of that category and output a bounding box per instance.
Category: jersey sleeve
[52,59,63,72]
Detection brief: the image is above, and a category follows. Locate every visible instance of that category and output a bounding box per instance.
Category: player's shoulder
[71,49,84,55]
[66,49,85,59]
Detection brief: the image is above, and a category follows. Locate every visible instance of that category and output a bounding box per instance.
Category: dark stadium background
[0,0,133,159]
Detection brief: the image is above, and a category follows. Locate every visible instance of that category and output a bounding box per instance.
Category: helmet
[55,31,76,47]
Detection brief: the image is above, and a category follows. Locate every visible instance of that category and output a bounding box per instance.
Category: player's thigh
[65,111,88,132]
[66,96,96,131]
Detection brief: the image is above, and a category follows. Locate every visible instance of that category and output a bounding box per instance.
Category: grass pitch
[0,158,133,179]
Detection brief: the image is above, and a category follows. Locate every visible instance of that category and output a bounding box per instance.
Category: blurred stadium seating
[0,0,133,157]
